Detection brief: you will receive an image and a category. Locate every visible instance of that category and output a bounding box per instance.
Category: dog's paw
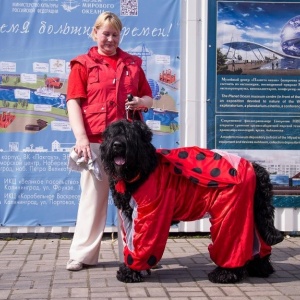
[116,263,148,283]
[208,266,246,283]
[246,254,275,278]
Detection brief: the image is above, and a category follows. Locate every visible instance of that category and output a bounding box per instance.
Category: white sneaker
[66,259,83,271]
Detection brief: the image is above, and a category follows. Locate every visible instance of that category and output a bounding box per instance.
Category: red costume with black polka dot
[119,147,271,271]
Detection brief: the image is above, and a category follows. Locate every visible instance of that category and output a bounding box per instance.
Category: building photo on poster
[207,0,300,208]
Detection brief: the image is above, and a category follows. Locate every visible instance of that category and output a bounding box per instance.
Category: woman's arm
[125,65,153,110]
[67,99,91,161]
[138,95,153,108]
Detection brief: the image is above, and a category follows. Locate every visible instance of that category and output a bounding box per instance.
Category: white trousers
[69,143,109,265]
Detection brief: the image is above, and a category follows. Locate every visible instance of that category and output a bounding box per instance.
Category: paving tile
[0,234,299,299]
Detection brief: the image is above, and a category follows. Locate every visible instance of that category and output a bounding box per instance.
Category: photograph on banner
[0,0,180,226]
[207,0,300,207]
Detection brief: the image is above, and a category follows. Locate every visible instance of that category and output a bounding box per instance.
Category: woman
[66,11,153,271]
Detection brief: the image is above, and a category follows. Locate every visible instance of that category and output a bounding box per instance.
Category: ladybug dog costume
[100,119,283,283]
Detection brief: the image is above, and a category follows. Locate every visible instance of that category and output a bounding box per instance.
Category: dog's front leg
[116,263,151,283]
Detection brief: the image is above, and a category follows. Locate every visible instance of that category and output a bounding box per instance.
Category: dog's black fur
[100,119,284,284]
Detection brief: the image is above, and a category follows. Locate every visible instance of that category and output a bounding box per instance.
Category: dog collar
[115,173,141,194]
[126,172,141,183]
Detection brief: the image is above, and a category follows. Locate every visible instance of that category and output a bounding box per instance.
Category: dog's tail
[252,162,284,246]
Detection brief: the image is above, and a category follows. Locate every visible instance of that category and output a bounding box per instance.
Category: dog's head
[100,120,157,183]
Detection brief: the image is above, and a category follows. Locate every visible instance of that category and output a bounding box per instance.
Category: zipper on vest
[113,78,116,84]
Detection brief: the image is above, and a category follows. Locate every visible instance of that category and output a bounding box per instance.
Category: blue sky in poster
[217,1,300,59]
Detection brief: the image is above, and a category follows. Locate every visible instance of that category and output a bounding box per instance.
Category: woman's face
[94,23,120,56]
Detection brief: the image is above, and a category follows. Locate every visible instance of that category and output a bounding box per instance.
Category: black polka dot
[229,168,237,176]
[196,152,206,160]
[178,151,188,159]
[127,254,134,265]
[192,167,202,174]
[189,176,199,184]
[174,166,182,174]
[147,255,157,267]
[214,153,222,160]
[161,149,171,155]
[210,168,221,177]
[208,180,218,187]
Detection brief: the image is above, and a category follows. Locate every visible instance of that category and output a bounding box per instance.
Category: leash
[126,94,148,121]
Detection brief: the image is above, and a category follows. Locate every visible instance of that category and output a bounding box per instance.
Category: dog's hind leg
[252,162,284,246]
[208,266,247,283]
[246,254,275,278]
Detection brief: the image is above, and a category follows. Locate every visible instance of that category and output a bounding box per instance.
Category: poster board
[207,0,300,208]
[0,0,181,226]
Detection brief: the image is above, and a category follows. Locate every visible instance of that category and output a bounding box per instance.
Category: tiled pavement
[0,233,300,300]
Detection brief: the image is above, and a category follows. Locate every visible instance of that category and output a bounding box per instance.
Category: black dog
[100,119,283,284]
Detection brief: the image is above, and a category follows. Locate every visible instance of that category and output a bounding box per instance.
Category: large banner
[207,0,300,208]
[0,0,180,226]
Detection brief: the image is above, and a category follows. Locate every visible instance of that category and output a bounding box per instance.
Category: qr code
[120,0,138,16]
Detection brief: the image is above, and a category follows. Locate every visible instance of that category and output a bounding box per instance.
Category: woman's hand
[125,95,153,110]
[125,95,140,110]
[74,137,91,162]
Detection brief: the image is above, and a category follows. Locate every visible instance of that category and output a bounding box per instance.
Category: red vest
[70,47,144,136]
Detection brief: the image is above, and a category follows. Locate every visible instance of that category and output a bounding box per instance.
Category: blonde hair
[91,11,122,41]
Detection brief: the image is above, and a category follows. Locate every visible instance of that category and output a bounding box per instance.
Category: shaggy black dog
[100,119,284,284]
